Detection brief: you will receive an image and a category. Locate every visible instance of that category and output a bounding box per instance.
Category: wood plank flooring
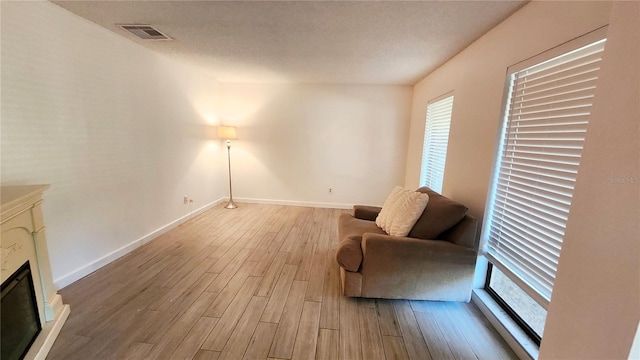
[47,203,517,360]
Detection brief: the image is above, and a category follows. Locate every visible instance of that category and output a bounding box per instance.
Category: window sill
[471,288,540,360]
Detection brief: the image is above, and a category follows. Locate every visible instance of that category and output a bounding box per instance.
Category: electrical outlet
[183,196,188,204]
[329,188,332,193]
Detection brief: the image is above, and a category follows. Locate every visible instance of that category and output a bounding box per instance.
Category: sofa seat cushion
[408,187,469,240]
[337,213,386,271]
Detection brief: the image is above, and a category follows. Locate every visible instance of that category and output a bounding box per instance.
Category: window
[420,95,454,193]
[483,30,607,343]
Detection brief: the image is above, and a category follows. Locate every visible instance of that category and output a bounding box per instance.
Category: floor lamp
[219,126,238,209]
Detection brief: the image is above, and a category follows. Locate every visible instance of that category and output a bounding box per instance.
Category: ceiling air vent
[118,25,172,40]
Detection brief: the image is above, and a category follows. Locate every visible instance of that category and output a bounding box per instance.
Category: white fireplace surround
[1,185,70,360]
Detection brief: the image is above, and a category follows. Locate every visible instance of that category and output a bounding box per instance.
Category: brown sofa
[336,187,479,302]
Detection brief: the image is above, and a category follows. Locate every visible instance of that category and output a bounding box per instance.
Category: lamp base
[224,199,238,209]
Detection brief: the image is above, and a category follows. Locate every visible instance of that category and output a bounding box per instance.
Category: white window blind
[485,38,606,307]
[420,95,454,193]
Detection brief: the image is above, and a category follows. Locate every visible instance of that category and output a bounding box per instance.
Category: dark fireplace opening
[1,261,42,360]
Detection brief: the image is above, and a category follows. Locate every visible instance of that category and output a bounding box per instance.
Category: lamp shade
[218,126,237,140]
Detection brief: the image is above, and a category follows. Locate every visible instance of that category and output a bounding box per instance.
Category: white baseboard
[53,197,350,288]
[53,198,223,289]
[233,197,353,209]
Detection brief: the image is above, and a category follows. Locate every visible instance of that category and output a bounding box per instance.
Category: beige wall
[217,83,413,208]
[405,0,640,357]
[539,2,640,358]
[404,1,612,220]
[1,1,225,287]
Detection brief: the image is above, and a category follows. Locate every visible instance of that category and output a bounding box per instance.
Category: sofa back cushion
[408,187,468,240]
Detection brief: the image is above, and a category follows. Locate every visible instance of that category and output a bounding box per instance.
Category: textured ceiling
[52,0,527,85]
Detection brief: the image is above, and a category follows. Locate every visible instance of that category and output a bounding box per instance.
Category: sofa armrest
[439,214,479,250]
[359,233,478,301]
[353,205,382,221]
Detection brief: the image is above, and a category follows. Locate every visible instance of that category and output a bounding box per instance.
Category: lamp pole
[225,139,238,209]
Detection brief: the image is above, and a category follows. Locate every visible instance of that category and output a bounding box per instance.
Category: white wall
[1,1,225,288]
[539,2,640,358]
[0,3,412,288]
[404,0,612,219]
[217,83,413,208]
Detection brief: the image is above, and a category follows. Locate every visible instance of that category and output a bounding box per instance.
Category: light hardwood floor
[47,203,517,360]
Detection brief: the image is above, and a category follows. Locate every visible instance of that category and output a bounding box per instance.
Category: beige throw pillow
[388,191,429,237]
[376,186,430,237]
[375,186,403,229]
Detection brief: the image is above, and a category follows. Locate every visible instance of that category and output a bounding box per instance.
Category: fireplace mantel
[1,185,70,360]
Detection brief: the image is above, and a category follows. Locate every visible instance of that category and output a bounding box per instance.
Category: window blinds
[485,39,606,307]
[420,95,454,193]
